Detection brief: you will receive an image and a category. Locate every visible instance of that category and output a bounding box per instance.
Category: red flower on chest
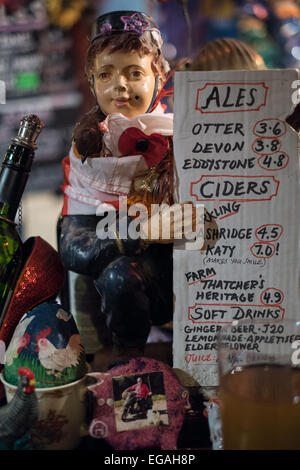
[118,127,169,168]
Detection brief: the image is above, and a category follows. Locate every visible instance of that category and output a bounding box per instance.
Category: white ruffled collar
[99,104,173,157]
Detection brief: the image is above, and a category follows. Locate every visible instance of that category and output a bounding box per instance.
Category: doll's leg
[58,214,142,277]
[95,254,152,349]
[94,244,173,362]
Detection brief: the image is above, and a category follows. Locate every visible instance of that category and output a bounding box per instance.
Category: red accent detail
[219,211,239,220]
[203,399,221,419]
[23,332,30,344]
[118,127,168,168]
[149,58,189,113]
[17,332,31,354]
[102,200,120,210]
[187,272,217,286]
[36,326,52,343]
[0,237,65,351]
[18,367,34,380]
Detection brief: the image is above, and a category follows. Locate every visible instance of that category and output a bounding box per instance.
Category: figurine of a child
[58,11,200,364]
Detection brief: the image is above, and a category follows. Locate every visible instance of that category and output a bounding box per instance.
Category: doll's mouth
[114,98,130,107]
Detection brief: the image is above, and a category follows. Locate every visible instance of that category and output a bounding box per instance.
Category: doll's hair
[189,38,266,71]
[85,31,170,84]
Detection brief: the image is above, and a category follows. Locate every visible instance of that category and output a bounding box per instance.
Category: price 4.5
[255,224,283,242]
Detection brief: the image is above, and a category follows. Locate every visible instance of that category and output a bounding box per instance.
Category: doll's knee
[94,255,145,300]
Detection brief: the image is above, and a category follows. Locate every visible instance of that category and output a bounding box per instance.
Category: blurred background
[0,0,299,248]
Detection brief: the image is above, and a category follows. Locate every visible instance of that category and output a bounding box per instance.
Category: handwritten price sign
[173,69,300,387]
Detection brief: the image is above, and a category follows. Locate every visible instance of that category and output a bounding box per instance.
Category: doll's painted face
[92,50,158,118]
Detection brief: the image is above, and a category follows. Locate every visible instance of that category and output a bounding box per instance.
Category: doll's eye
[98,72,111,81]
[130,70,143,80]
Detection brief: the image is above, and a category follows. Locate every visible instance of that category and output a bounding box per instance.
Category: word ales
[196,82,267,113]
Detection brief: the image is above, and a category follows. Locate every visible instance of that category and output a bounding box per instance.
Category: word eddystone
[96,197,204,251]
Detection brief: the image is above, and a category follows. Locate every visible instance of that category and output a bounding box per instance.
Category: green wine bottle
[0,114,43,329]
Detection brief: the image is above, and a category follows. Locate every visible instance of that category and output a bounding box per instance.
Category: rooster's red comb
[18,367,35,380]
[36,326,52,342]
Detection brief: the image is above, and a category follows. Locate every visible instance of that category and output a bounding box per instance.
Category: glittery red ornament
[0,236,65,349]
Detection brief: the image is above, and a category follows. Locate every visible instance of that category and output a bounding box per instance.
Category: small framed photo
[112,371,169,432]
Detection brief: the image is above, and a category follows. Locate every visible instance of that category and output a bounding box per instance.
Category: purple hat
[90,10,163,49]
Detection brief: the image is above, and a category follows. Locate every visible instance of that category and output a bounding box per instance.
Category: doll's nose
[113,74,127,92]
[115,84,126,92]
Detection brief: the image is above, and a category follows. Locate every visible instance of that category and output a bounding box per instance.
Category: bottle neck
[0,143,34,222]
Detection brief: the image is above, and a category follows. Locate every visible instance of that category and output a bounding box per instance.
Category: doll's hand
[139,202,201,244]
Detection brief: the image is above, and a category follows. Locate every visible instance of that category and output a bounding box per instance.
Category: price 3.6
[253,119,287,138]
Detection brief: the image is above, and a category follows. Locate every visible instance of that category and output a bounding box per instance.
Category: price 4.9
[260,287,284,305]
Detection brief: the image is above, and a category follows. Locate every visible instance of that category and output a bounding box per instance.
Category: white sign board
[173,69,300,386]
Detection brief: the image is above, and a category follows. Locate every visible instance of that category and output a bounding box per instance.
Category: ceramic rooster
[36,327,84,377]
[0,367,38,449]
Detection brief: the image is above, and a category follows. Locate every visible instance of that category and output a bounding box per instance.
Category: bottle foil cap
[11,114,44,150]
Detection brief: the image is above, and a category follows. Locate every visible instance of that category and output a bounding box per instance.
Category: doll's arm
[139,202,201,243]
[139,203,219,249]
[58,214,143,278]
